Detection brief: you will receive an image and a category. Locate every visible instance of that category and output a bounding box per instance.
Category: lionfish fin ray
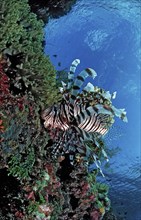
[67,59,80,90]
[70,68,97,103]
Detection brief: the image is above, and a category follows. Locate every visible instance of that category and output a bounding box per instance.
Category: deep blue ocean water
[44,1,141,219]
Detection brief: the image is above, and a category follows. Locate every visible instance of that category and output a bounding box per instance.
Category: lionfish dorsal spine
[70,68,97,104]
[83,82,94,93]
[69,68,97,122]
[67,59,80,90]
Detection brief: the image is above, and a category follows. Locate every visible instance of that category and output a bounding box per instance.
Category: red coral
[27,191,35,201]
[15,210,24,218]
[90,209,101,220]
[0,59,10,105]
[0,119,5,132]
[0,58,26,111]
[45,163,62,196]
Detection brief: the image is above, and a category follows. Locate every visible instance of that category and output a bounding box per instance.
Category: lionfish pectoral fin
[112,106,128,122]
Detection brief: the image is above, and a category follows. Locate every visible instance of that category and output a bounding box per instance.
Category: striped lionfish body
[42,59,127,161]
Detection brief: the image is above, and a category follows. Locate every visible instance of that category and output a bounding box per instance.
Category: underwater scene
[0,0,140,220]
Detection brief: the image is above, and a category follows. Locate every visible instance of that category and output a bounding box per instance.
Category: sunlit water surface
[44,0,141,219]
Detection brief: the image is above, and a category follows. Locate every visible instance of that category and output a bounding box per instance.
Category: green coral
[0,0,60,106]
[87,171,111,214]
[8,147,35,180]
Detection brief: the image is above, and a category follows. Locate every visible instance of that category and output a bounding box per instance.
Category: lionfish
[42,59,127,169]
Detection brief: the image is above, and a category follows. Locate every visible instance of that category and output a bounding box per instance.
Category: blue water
[44,0,141,219]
